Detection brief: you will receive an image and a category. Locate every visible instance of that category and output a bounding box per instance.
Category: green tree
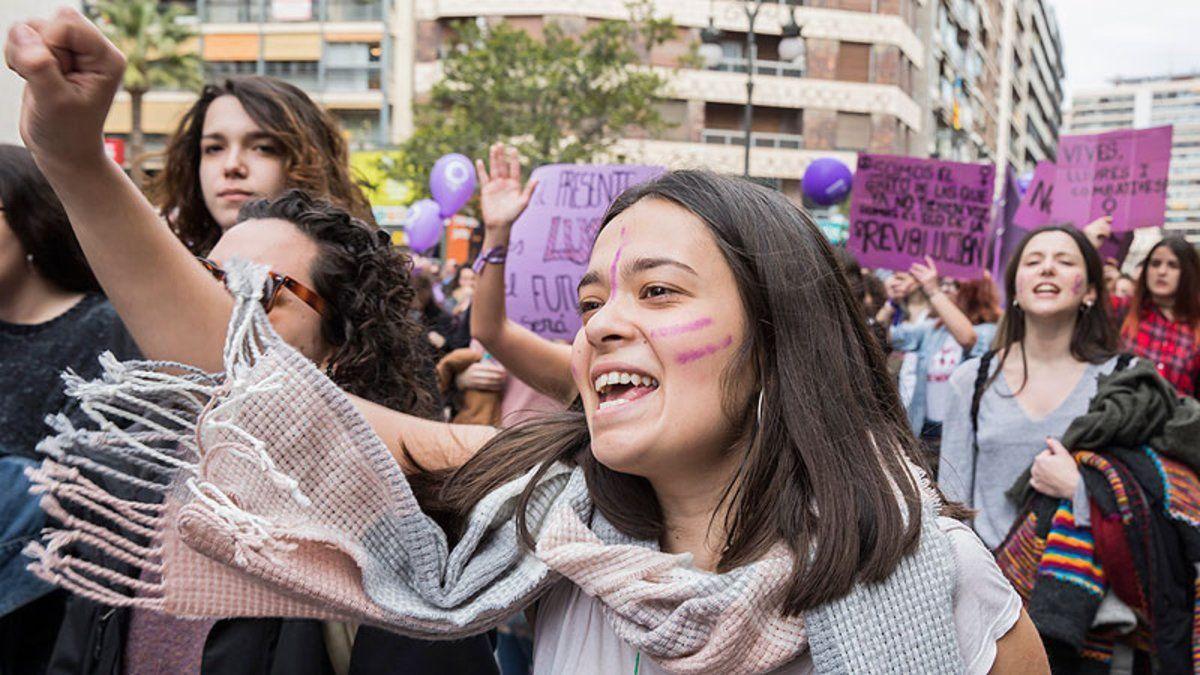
[397,5,676,205]
[93,0,203,189]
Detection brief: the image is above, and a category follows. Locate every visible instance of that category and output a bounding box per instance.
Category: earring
[756,389,764,428]
[1012,299,1020,309]
[25,253,34,267]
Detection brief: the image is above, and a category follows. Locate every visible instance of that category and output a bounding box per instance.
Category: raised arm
[471,143,576,402]
[910,257,977,350]
[5,11,495,470]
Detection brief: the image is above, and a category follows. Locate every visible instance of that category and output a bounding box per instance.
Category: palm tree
[93,0,202,190]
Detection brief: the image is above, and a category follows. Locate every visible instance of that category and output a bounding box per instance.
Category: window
[836,112,872,151]
[837,42,872,83]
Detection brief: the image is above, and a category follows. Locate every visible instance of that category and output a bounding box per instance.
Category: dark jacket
[49,599,498,675]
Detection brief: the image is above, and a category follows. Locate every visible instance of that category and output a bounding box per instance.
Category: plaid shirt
[1112,296,1200,396]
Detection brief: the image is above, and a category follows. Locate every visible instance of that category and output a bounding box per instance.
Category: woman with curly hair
[148,75,374,255]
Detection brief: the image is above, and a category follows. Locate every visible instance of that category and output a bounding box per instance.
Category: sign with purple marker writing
[847,154,994,279]
[505,164,663,340]
[1014,126,1173,232]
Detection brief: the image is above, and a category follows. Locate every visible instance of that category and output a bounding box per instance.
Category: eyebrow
[200,131,276,143]
[577,256,699,293]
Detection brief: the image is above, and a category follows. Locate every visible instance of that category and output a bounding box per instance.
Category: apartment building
[992,0,1064,174]
[101,0,395,159]
[94,0,1066,200]
[398,0,932,200]
[1066,75,1200,241]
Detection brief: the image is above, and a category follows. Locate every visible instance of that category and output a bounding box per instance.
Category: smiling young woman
[7,11,1047,674]
[939,226,1123,550]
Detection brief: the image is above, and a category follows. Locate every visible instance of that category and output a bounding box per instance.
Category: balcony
[200,0,383,23]
[702,128,805,150]
[709,57,804,79]
[326,1,384,21]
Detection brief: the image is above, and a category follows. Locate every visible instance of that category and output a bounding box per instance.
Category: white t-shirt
[925,338,965,423]
[533,518,1021,675]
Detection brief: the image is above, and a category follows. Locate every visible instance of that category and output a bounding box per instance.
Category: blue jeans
[0,455,55,617]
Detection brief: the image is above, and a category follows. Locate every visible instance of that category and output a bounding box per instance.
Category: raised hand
[1082,216,1113,251]
[4,8,126,169]
[476,143,538,235]
[909,256,941,296]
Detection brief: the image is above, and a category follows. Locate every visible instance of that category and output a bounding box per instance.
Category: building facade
[404,0,932,200]
[1066,75,1200,241]
[992,0,1064,174]
[100,0,395,160]
[95,0,1065,197]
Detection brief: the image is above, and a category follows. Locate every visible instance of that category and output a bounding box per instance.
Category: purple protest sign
[847,154,994,279]
[504,164,663,340]
[1014,127,1173,232]
[1012,161,1056,229]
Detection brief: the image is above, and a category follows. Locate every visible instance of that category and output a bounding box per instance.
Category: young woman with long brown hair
[150,76,374,255]
[1113,236,1200,397]
[8,12,1048,673]
[939,226,1123,549]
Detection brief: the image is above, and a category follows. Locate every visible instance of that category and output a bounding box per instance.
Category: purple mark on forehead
[649,317,714,338]
[676,335,734,364]
[608,227,628,299]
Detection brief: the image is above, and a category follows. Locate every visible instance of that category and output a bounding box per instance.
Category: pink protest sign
[503,164,663,340]
[1013,126,1173,231]
[847,154,994,279]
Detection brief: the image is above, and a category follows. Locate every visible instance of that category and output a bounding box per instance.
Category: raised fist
[5,8,126,167]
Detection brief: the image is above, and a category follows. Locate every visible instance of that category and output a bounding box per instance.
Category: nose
[583,294,639,351]
[222,145,247,178]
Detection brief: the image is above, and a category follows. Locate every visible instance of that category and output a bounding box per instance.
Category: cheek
[1069,273,1085,296]
[251,157,288,192]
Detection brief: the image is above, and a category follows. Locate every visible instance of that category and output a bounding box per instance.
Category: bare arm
[471,143,575,402]
[990,610,1049,674]
[5,12,495,471]
[911,257,977,349]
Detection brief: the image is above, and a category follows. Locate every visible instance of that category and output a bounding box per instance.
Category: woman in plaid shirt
[1111,237,1200,397]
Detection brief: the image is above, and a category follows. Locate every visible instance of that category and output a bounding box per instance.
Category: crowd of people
[3,8,1200,675]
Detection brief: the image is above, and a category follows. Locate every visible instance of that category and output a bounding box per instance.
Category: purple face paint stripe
[675,335,734,364]
[649,317,715,338]
[608,227,627,300]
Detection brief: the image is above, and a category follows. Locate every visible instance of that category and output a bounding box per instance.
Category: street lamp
[701,0,804,178]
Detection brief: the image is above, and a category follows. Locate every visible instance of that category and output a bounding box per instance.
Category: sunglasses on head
[197,257,328,316]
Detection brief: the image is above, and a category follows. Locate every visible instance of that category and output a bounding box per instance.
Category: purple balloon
[405,198,443,253]
[429,153,477,218]
[802,158,853,206]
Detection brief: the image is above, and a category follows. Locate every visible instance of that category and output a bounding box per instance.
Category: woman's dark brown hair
[1121,236,1200,341]
[0,144,100,293]
[150,76,374,255]
[992,225,1119,392]
[238,190,438,417]
[420,171,934,615]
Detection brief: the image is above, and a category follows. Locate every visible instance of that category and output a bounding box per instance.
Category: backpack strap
[1115,352,1134,373]
[968,350,997,505]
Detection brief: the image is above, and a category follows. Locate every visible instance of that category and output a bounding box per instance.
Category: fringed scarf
[24,260,964,674]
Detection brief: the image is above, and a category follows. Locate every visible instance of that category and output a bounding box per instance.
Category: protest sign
[504,164,663,340]
[1013,126,1173,231]
[847,154,994,279]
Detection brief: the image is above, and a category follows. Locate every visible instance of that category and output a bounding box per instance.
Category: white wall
[0,0,78,146]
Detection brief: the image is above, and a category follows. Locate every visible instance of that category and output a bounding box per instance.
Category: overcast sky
[1051,0,1200,99]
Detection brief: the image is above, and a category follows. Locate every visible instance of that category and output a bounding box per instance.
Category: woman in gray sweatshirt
[939,226,1126,550]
